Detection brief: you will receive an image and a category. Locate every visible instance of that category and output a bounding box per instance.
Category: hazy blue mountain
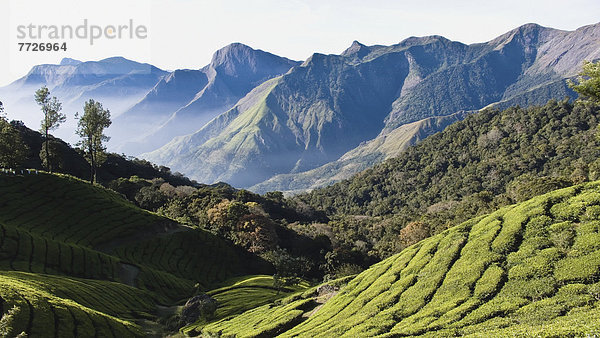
[114,43,300,155]
[108,69,209,150]
[0,57,167,144]
[143,23,600,190]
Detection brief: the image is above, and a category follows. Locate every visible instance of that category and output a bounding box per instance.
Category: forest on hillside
[296,98,600,258]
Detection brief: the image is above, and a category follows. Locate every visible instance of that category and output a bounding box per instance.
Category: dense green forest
[107,176,337,280]
[296,99,600,258]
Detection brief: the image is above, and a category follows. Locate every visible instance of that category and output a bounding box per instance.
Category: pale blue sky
[1,0,599,86]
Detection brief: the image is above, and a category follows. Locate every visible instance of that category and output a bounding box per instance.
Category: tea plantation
[181,275,311,336]
[0,172,273,336]
[2,169,600,336]
[199,181,600,337]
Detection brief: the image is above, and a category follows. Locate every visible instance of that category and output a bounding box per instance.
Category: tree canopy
[0,101,28,168]
[76,99,112,183]
[34,86,66,172]
[569,60,600,103]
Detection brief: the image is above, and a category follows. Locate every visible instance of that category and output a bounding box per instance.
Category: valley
[0,17,599,338]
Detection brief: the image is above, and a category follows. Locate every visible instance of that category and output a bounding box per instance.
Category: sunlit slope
[198,181,600,337]
[182,275,311,336]
[288,182,600,336]
[198,276,353,337]
[0,271,154,337]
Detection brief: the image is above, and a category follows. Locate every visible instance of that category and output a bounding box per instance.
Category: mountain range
[143,22,599,190]
[2,21,600,337]
[1,22,598,192]
[112,43,299,154]
[0,57,168,144]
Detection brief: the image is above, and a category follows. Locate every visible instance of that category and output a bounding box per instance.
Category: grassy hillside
[0,272,149,337]
[0,171,273,336]
[198,276,353,337]
[0,271,156,337]
[197,181,600,337]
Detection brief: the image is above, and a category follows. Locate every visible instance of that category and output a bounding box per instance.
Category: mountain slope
[114,43,300,155]
[144,22,599,189]
[115,69,209,124]
[144,47,417,186]
[199,181,600,337]
[250,111,470,194]
[262,98,600,262]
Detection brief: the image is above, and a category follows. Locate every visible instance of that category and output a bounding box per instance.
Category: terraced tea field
[0,173,161,249]
[0,271,150,337]
[198,181,600,337]
[114,231,271,289]
[0,172,273,336]
[3,172,600,337]
[182,275,311,335]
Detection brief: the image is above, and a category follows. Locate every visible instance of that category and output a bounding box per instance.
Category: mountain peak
[222,42,254,52]
[210,43,256,65]
[512,22,547,37]
[348,40,365,49]
[485,22,561,51]
[206,42,299,79]
[518,22,543,30]
[342,40,371,58]
[99,56,135,64]
[60,58,82,66]
[397,35,451,48]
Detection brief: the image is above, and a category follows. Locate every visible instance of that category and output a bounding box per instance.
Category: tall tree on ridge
[76,99,112,184]
[35,86,66,172]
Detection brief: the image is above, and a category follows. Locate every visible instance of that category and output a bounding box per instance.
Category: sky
[1,0,599,86]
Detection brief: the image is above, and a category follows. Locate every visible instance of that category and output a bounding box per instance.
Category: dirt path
[303,290,338,318]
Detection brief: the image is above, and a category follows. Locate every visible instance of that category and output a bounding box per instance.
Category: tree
[39,139,65,172]
[35,86,66,172]
[180,293,218,324]
[0,103,29,168]
[75,99,111,183]
[399,221,430,248]
[263,249,305,292]
[569,60,600,103]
